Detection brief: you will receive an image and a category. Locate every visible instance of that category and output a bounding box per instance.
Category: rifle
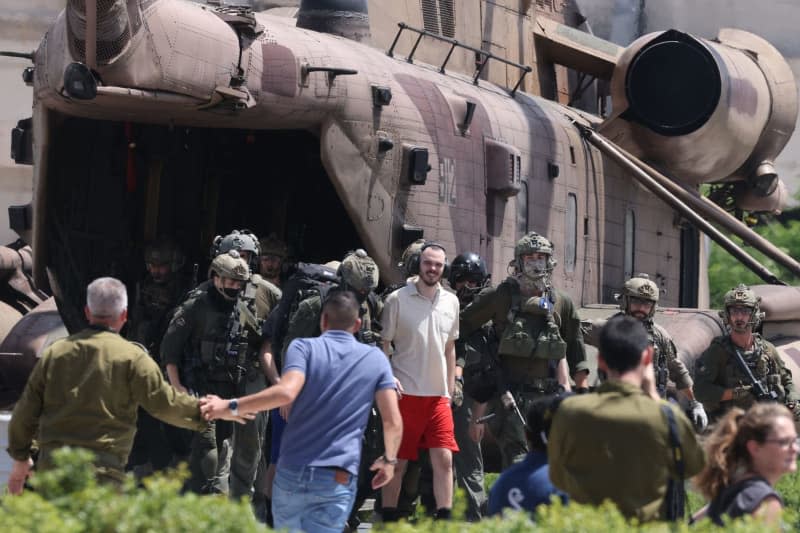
[224,282,261,384]
[732,347,778,402]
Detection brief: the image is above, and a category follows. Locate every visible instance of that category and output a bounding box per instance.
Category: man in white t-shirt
[379,242,460,521]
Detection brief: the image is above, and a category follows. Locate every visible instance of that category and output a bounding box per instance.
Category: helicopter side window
[624,208,636,279]
[565,193,577,273]
[516,181,529,236]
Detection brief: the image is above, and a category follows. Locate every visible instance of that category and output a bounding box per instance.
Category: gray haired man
[6,277,237,493]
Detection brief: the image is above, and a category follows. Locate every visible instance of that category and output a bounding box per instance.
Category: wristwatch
[228,399,239,416]
[380,455,398,465]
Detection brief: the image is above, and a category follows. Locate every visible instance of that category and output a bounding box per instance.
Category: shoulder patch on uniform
[174,316,186,327]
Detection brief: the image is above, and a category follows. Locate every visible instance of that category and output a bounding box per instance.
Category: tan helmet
[259,233,289,258]
[514,232,556,269]
[399,238,426,277]
[339,249,379,292]
[620,273,659,319]
[209,250,250,281]
[720,283,764,328]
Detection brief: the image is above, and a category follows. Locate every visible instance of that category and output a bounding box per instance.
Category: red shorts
[397,395,459,461]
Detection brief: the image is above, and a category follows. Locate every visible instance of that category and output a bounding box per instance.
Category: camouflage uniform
[161,252,268,497]
[127,239,192,472]
[615,275,693,397]
[694,284,800,421]
[460,233,587,467]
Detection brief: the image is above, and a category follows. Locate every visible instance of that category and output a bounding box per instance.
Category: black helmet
[449,252,490,290]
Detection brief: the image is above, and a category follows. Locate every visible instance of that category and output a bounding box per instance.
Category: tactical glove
[688,400,708,431]
[452,377,464,407]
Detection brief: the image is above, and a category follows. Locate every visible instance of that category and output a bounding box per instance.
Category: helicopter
[0,0,799,404]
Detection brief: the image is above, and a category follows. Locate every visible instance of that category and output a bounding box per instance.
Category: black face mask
[223,287,241,300]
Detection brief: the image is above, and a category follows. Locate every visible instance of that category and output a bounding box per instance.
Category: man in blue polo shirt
[488,395,568,516]
[200,289,402,533]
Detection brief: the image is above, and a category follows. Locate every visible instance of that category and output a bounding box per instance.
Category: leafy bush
[2,448,796,532]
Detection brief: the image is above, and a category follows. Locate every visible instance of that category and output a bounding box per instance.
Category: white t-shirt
[381,280,460,397]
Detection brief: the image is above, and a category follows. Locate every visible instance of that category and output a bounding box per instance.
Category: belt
[508,378,560,394]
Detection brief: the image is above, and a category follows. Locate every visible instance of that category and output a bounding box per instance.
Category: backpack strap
[661,403,686,521]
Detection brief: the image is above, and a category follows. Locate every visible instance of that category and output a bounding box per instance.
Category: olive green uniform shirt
[548,381,705,522]
[460,279,588,378]
[281,293,382,357]
[7,327,205,473]
[609,312,693,392]
[694,334,799,414]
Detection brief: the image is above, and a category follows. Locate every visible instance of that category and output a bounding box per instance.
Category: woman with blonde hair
[694,403,798,526]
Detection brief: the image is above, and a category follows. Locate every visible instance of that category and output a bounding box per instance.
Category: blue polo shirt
[278,330,396,476]
[488,451,568,516]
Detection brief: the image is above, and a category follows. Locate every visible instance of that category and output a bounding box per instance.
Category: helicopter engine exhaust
[296,0,371,44]
[603,29,798,212]
[65,0,140,67]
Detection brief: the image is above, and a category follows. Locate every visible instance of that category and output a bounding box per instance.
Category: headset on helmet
[620,273,659,320]
[719,283,764,330]
[449,252,490,288]
[211,229,260,271]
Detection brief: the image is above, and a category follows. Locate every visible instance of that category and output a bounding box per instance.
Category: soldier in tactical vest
[448,251,491,520]
[127,238,191,475]
[616,274,708,430]
[161,251,267,498]
[281,249,382,350]
[211,230,283,325]
[258,234,289,287]
[695,284,800,422]
[460,232,587,467]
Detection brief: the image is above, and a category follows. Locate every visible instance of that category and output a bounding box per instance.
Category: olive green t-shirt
[548,380,705,522]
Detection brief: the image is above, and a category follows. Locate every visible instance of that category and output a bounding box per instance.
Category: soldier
[616,274,708,430]
[129,238,188,354]
[211,229,282,325]
[127,238,191,475]
[694,284,800,422]
[204,230,281,516]
[461,231,587,467]
[273,249,382,529]
[448,251,491,520]
[258,234,289,287]
[7,277,210,493]
[161,251,266,498]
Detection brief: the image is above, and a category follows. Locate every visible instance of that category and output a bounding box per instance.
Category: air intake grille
[420,0,455,38]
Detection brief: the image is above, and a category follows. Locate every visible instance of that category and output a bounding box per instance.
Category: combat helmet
[620,273,659,319]
[144,238,185,272]
[720,283,764,329]
[338,249,379,295]
[211,229,260,270]
[449,252,490,302]
[514,232,557,278]
[209,250,250,282]
[259,233,288,259]
[399,239,427,277]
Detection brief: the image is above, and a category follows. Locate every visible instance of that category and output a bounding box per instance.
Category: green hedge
[1,448,797,532]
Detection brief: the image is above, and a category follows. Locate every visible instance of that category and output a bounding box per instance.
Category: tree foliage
[707,219,800,307]
[1,448,797,532]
